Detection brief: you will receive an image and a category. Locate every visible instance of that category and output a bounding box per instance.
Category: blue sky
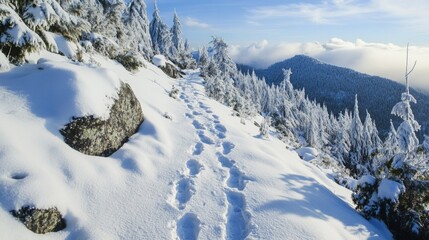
[146,0,429,48]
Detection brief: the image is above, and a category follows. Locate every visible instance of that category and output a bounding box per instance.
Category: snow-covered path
[171,71,254,239]
[0,55,392,239]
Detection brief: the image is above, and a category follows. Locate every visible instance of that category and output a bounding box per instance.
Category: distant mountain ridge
[238,55,429,139]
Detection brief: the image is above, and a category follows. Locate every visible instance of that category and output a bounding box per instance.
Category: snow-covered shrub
[115,52,145,72]
[87,33,119,59]
[169,85,179,99]
[0,4,45,63]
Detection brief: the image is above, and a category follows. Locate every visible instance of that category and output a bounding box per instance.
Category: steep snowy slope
[0,52,391,239]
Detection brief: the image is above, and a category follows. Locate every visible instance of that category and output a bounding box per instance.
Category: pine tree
[23,0,89,42]
[126,0,153,59]
[198,46,209,75]
[149,2,171,56]
[349,95,364,175]
[170,10,182,58]
[260,115,271,138]
[210,36,237,78]
[0,3,45,63]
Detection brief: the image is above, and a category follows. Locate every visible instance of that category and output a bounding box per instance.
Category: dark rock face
[60,82,144,157]
[160,62,181,79]
[11,206,66,234]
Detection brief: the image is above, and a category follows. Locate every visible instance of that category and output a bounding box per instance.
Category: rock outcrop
[11,206,66,234]
[60,82,144,157]
[160,62,181,79]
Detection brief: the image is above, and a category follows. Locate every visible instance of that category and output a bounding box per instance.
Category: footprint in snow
[228,166,252,191]
[215,124,227,134]
[186,159,204,176]
[177,213,201,240]
[175,177,195,210]
[217,132,226,139]
[9,172,28,180]
[192,120,205,130]
[226,191,252,240]
[217,153,236,168]
[192,142,204,155]
[198,131,215,145]
[222,141,235,155]
[192,111,203,116]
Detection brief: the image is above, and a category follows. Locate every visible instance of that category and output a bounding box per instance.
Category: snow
[45,32,80,58]
[296,147,319,161]
[0,52,121,132]
[0,51,9,71]
[152,54,167,67]
[0,51,392,239]
[378,179,405,202]
[348,175,376,190]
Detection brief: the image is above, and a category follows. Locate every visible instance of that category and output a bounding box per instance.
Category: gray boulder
[60,82,144,157]
[11,206,66,234]
[160,62,182,79]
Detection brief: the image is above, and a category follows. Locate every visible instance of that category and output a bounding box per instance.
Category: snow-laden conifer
[149,2,171,56]
[0,4,45,63]
[126,0,153,59]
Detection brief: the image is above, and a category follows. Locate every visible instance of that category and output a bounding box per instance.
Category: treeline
[0,0,195,70]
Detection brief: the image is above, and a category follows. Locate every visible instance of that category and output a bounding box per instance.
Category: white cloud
[229,39,429,91]
[184,17,210,29]
[248,0,429,27]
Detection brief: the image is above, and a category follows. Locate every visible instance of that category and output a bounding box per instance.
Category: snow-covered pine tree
[197,46,209,75]
[349,95,365,176]
[0,3,45,63]
[126,0,153,59]
[334,111,351,165]
[260,115,271,138]
[149,2,171,56]
[170,10,182,58]
[22,0,89,42]
[280,68,295,101]
[210,36,237,78]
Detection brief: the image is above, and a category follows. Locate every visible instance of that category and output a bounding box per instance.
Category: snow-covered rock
[152,54,166,67]
[152,54,181,78]
[10,206,66,234]
[296,147,319,161]
[60,82,144,157]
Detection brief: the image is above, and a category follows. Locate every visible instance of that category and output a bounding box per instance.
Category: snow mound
[296,147,319,161]
[0,56,122,132]
[152,54,167,67]
[378,179,405,202]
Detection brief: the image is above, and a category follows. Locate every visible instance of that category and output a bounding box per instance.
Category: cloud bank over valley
[229,39,429,91]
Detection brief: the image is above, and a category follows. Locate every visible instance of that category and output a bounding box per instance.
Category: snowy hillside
[0,52,391,239]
